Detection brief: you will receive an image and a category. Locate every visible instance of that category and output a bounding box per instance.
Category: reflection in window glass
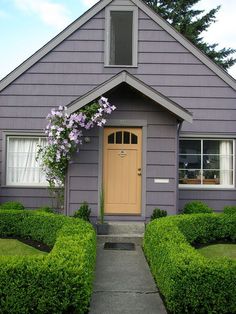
[124,131,130,144]
[203,140,220,154]
[131,133,138,144]
[110,11,133,65]
[179,140,201,154]
[108,133,115,144]
[115,131,122,144]
[179,155,201,169]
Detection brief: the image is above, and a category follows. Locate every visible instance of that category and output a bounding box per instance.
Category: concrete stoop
[107,221,145,235]
[97,234,143,245]
[97,221,145,246]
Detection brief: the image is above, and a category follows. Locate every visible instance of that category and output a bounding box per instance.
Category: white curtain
[220,140,232,185]
[7,137,47,185]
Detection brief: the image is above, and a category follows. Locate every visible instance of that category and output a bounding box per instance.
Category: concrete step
[97,234,144,246]
[107,221,145,235]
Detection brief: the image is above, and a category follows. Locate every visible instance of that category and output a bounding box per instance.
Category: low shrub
[224,205,236,215]
[182,200,213,214]
[0,210,96,313]
[0,201,25,210]
[150,208,167,221]
[73,202,91,222]
[144,214,236,314]
[36,206,56,214]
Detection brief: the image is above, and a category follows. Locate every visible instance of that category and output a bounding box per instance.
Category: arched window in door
[108,131,138,144]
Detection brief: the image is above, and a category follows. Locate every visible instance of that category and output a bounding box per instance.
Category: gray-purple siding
[0,3,236,213]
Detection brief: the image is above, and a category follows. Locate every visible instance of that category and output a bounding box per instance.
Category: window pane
[179,140,201,154]
[123,131,130,144]
[131,133,138,144]
[203,155,220,169]
[203,170,220,185]
[179,170,201,184]
[115,131,122,144]
[108,133,115,144]
[203,140,220,154]
[110,11,133,65]
[179,154,201,169]
[219,170,233,185]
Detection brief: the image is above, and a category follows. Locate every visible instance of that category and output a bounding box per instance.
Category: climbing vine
[37,97,115,206]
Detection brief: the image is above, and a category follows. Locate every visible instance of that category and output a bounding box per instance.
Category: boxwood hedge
[144,214,236,314]
[0,209,96,314]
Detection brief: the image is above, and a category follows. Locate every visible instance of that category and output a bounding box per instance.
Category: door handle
[137,168,142,176]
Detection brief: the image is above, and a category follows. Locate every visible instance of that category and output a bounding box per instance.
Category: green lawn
[0,239,48,256]
[198,243,236,260]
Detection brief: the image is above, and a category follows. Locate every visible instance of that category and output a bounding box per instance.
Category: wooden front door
[103,128,142,215]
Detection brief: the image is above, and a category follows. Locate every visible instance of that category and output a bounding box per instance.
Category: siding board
[147,165,176,178]
[139,30,175,42]
[139,41,187,53]
[54,40,104,52]
[139,52,201,64]
[138,18,163,30]
[40,52,103,63]
[147,191,175,206]
[147,138,176,151]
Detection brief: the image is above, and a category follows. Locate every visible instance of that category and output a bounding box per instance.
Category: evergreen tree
[143,0,236,70]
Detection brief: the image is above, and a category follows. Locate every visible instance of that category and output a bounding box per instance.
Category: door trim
[98,119,147,218]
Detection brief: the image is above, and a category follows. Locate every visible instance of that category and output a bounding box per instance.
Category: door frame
[98,119,147,219]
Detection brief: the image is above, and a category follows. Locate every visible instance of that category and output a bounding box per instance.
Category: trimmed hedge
[224,205,236,215]
[144,214,236,314]
[150,208,167,221]
[182,200,213,214]
[0,201,25,210]
[0,210,96,314]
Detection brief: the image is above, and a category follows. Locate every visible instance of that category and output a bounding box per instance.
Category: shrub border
[144,214,236,314]
[0,210,96,314]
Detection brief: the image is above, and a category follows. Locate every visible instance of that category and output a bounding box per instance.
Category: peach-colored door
[103,128,142,215]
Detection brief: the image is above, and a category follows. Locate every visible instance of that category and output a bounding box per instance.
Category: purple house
[0,0,236,221]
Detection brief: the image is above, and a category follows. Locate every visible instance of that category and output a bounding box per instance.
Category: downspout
[176,120,183,214]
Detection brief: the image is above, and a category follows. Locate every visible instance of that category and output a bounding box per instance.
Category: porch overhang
[67,71,193,123]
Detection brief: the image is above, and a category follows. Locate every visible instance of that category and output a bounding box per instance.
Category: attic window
[105,6,138,66]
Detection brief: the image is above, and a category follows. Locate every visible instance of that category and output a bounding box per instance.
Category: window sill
[2,185,49,189]
[179,184,235,190]
[104,65,138,68]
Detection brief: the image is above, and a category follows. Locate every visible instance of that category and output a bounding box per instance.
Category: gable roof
[0,0,235,92]
[67,71,193,123]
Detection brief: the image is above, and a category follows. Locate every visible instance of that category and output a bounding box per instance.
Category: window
[6,136,47,186]
[108,131,138,144]
[105,6,138,66]
[179,139,234,187]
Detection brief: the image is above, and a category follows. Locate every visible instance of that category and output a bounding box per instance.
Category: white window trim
[104,5,138,67]
[6,135,49,187]
[179,138,235,189]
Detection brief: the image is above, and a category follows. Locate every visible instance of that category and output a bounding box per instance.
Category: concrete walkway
[89,240,167,314]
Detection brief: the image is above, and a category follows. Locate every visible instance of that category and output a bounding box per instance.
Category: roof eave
[67,71,193,123]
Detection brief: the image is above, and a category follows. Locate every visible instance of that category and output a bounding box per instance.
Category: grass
[198,243,236,260]
[0,239,48,256]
